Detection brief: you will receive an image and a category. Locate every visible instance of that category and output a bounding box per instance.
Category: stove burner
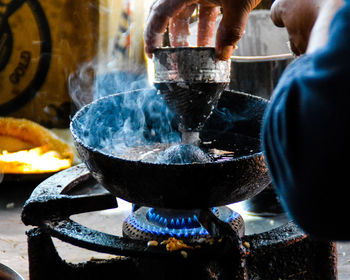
[123,206,244,242]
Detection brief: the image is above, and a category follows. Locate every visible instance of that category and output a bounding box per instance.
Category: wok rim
[70,89,264,168]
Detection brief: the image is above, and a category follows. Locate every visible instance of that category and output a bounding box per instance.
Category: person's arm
[263,0,350,240]
[306,0,344,54]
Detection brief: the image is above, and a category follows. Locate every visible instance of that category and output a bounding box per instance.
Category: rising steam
[69,57,181,162]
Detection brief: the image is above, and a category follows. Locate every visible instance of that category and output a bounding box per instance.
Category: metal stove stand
[21,165,337,280]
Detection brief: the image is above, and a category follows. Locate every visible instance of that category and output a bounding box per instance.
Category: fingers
[197,4,221,46]
[144,0,260,60]
[144,13,169,58]
[270,0,285,27]
[143,0,189,58]
[169,4,197,47]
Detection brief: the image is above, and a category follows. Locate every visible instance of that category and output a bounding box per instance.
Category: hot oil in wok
[102,133,260,164]
[155,144,212,164]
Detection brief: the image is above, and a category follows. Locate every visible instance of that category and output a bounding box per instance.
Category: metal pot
[230,10,294,99]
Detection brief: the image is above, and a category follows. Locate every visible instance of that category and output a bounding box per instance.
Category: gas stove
[21,164,337,280]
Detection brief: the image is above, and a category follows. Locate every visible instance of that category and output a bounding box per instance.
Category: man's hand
[270,0,321,56]
[270,0,343,56]
[143,0,262,61]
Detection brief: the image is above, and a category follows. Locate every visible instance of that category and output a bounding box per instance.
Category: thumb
[216,11,249,60]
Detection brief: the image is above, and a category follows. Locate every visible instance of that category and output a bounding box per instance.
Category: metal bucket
[229,10,292,215]
[230,10,294,99]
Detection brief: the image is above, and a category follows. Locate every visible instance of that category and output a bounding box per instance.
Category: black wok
[70,89,270,209]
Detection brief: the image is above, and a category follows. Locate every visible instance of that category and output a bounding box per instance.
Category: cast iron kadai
[70,89,270,209]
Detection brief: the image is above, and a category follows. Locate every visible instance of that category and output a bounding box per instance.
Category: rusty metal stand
[244,223,337,280]
[26,228,135,280]
[23,165,337,280]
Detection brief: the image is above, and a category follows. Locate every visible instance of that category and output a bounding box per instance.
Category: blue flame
[126,207,240,238]
[146,208,203,230]
[127,208,210,237]
[225,210,241,223]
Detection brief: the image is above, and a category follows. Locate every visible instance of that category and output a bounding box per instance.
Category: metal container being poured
[153,47,231,134]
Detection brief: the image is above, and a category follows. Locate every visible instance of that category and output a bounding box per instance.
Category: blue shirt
[262,2,350,240]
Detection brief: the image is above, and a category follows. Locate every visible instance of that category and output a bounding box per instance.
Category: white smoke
[68,53,150,109]
[68,52,180,162]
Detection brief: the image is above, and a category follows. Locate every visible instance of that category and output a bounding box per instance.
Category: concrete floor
[1,181,350,280]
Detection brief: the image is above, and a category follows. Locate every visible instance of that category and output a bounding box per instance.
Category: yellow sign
[0,0,98,127]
